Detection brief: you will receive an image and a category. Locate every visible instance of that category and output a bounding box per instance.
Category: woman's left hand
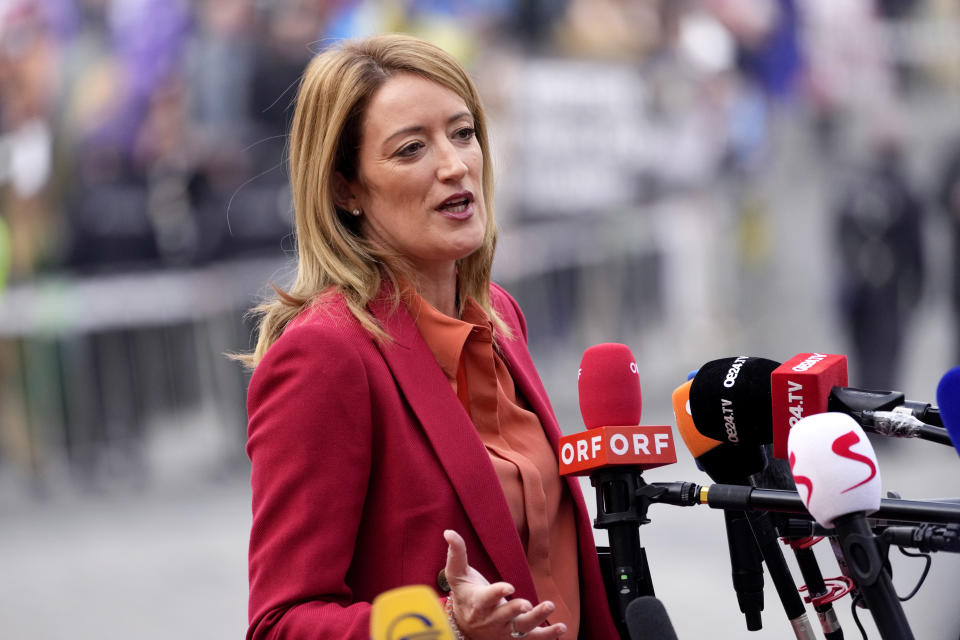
[443,529,567,639]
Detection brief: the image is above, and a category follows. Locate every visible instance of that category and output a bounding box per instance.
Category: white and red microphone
[558,343,676,477]
[788,413,914,640]
[787,412,881,527]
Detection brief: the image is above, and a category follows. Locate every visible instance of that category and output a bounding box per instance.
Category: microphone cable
[848,527,935,640]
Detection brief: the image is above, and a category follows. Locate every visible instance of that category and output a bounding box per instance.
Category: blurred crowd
[0,0,957,271]
[0,0,948,276]
[2,0,960,488]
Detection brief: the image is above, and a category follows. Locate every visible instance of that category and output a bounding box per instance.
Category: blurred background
[1,0,959,638]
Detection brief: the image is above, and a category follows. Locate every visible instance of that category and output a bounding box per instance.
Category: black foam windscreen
[625,596,679,640]
[690,356,781,446]
[756,446,797,491]
[696,440,765,484]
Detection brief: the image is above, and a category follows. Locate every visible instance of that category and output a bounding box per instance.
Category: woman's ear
[331,171,357,211]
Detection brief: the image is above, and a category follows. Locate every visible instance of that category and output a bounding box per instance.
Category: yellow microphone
[370,585,456,640]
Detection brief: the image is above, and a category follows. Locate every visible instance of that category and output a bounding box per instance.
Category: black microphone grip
[916,423,953,446]
[744,511,813,625]
[793,546,843,639]
[590,468,655,631]
[833,514,915,640]
[761,453,844,639]
[724,509,764,631]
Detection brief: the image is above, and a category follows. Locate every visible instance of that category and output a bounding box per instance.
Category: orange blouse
[407,292,580,638]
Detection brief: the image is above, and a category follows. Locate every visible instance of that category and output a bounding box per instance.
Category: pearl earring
[352,208,361,216]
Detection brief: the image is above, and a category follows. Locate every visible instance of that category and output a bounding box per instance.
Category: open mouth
[439,198,470,213]
[437,192,473,214]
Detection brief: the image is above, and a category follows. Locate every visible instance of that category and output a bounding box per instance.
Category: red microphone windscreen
[578,343,642,429]
[771,353,848,459]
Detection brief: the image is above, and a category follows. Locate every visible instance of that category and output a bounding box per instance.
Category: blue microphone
[936,366,960,457]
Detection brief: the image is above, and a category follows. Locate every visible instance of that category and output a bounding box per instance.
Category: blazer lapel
[368,296,538,601]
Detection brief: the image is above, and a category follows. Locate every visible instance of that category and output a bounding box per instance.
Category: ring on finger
[510,620,527,639]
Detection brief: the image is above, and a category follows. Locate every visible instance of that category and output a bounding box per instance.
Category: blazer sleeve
[245,323,374,639]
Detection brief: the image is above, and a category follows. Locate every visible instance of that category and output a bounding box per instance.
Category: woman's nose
[436,140,469,182]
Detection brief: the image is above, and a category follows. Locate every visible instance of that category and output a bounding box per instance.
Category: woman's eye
[397,141,423,157]
[455,127,476,141]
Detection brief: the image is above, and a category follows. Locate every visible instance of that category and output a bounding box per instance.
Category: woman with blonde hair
[244,34,619,639]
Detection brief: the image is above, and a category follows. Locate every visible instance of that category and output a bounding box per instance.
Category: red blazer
[246,282,619,639]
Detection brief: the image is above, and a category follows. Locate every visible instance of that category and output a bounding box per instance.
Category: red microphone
[770,353,849,460]
[559,343,676,476]
[558,344,676,627]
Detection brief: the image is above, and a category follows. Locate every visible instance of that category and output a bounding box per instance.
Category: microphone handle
[724,509,764,631]
[833,513,916,640]
[700,485,960,525]
[916,423,953,446]
[590,468,655,628]
[760,454,844,638]
[880,524,960,553]
[792,547,844,639]
[744,511,817,640]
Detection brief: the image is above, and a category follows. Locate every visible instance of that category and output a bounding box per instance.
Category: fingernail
[545,601,555,612]
[504,585,515,596]
[558,624,567,634]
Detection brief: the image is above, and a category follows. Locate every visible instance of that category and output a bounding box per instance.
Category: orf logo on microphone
[558,426,677,476]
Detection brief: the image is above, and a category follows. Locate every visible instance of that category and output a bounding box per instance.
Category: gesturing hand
[443,530,567,639]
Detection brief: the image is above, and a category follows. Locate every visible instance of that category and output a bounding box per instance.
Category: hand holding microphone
[441,530,566,640]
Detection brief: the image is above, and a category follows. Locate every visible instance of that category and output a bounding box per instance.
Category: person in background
[241,34,619,640]
[937,136,960,365]
[833,120,925,391]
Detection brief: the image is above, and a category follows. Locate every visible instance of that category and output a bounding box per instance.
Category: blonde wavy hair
[241,34,507,368]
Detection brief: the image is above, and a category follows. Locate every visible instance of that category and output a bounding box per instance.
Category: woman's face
[345,73,487,280]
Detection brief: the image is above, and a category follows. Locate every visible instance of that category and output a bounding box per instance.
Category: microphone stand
[590,468,660,636]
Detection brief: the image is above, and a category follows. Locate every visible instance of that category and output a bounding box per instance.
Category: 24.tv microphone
[689,357,844,640]
[771,353,950,460]
[673,379,766,631]
[789,412,915,640]
[685,357,818,640]
[370,584,456,640]
[558,343,676,628]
